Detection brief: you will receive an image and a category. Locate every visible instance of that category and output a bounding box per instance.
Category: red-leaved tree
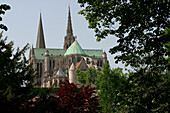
[54,80,101,112]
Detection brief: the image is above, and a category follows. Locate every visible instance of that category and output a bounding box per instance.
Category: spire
[64,6,75,49]
[36,13,46,48]
[67,6,73,35]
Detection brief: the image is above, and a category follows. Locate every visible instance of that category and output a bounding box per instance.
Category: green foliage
[78,1,170,112]
[0,32,35,96]
[78,0,170,72]
[95,62,127,113]
[122,71,170,112]
[76,67,98,85]
[76,69,86,84]
[0,32,35,112]
[0,4,10,31]
[86,67,98,84]
[95,63,169,113]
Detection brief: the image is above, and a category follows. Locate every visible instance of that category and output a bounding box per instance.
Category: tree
[75,69,86,84]
[121,70,170,112]
[86,67,98,85]
[54,80,101,112]
[0,33,35,112]
[78,1,170,112]
[0,3,37,112]
[76,67,98,86]
[78,0,169,71]
[95,62,127,113]
[0,4,10,31]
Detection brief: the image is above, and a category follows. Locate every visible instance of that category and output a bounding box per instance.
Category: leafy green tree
[78,0,169,72]
[0,4,10,31]
[0,32,35,112]
[76,69,86,84]
[76,68,98,86]
[95,62,127,113]
[78,1,170,112]
[86,67,98,85]
[121,70,170,112]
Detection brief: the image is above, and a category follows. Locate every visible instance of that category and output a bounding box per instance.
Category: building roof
[34,48,103,60]
[64,40,86,56]
[33,46,103,60]
[84,49,103,58]
[34,48,66,59]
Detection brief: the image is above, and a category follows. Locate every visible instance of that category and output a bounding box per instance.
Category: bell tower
[64,6,75,49]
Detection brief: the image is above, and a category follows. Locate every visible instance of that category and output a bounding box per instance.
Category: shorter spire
[36,13,46,48]
[67,6,73,35]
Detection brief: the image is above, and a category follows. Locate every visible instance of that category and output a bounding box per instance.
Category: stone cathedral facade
[29,8,107,87]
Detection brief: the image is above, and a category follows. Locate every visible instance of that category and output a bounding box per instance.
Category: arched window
[40,63,42,78]
[100,60,103,67]
[97,60,100,66]
[53,60,55,69]
[49,60,52,70]
[37,63,39,77]
[72,58,76,65]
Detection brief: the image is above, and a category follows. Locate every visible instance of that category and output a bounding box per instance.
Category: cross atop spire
[36,13,46,48]
[67,6,73,35]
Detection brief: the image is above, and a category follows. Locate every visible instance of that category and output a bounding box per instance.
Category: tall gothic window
[49,60,52,70]
[53,60,55,69]
[100,60,103,67]
[37,63,39,77]
[72,58,76,65]
[40,63,42,78]
[97,60,100,66]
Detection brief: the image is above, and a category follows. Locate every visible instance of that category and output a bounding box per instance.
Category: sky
[1,0,126,71]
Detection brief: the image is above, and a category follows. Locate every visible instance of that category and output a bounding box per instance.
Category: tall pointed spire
[36,13,46,48]
[64,6,75,49]
[67,6,73,35]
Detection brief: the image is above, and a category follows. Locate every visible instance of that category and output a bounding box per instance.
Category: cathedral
[29,7,107,87]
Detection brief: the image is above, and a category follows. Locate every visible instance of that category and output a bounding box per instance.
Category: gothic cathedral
[29,7,107,87]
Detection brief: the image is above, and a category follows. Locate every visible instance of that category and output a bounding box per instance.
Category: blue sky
[1,0,126,70]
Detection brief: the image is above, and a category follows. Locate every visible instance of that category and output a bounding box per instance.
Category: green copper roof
[34,48,66,60]
[64,40,86,56]
[84,49,103,58]
[33,43,103,60]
